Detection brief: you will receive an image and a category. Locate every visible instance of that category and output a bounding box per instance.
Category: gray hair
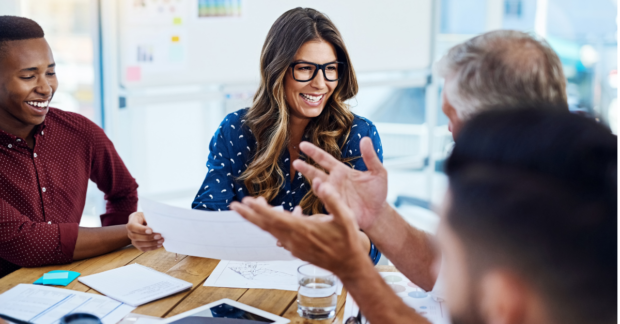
[436,30,568,120]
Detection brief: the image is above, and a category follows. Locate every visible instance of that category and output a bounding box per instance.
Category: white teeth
[27,101,49,108]
[301,93,323,102]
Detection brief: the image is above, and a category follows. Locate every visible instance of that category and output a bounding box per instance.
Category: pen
[0,313,31,324]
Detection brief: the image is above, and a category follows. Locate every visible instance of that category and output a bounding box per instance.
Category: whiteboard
[118,0,433,89]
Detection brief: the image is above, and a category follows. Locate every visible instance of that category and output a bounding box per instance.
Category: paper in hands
[140,197,294,261]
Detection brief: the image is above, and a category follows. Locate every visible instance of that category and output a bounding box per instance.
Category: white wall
[0,0,20,15]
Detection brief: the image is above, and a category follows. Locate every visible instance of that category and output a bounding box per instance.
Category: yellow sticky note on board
[173,17,182,25]
[171,36,180,43]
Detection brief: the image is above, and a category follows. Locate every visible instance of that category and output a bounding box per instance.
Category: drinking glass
[297,264,338,320]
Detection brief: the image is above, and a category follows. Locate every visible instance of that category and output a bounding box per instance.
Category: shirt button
[42,187,47,192]
[7,144,12,148]
[48,221,51,224]
[16,139,21,142]
[34,153,37,157]
[41,131,44,135]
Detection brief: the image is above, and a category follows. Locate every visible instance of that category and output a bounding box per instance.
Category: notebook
[78,263,192,307]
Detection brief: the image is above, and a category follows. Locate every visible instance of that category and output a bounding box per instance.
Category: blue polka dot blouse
[192,108,384,264]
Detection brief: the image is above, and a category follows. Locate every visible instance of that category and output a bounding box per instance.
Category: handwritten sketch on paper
[228,262,295,281]
[204,260,302,291]
[140,197,294,261]
[204,260,344,293]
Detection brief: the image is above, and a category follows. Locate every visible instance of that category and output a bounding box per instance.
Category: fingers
[129,232,163,242]
[292,160,329,183]
[299,142,343,172]
[230,201,270,230]
[127,212,163,251]
[127,212,155,235]
[133,240,163,252]
[313,179,356,226]
[359,137,384,173]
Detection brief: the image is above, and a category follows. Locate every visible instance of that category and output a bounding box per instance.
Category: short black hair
[446,109,617,324]
[0,16,44,56]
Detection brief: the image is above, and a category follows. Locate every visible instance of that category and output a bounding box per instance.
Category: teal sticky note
[34,270,80,286]
[43,272,69,280]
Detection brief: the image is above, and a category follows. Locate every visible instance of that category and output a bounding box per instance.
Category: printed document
[140,197,294,261]
[78,263,193,306]
[0,284,135,324]
[204,260,342,294]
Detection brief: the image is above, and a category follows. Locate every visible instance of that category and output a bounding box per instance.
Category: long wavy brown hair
[238,7,358,214]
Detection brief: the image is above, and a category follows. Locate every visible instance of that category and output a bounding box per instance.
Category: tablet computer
[162,299,290,324]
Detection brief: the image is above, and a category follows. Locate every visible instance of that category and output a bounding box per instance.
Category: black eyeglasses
[289,61,345,82]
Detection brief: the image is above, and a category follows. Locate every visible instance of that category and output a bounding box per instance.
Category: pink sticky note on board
[126,66,141,82]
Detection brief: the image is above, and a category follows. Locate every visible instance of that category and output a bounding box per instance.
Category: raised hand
[293,137,389,230]
[230,179,371,276]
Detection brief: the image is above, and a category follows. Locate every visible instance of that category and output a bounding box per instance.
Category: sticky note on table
[43,272,69,280]
[34,270,80,286]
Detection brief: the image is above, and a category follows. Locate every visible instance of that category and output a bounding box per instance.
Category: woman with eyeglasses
[126,8,382,263]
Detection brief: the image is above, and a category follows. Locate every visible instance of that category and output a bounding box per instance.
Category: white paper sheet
[140,197,294,261]
[343,272,451,324]
[204,260,342,294]
[0,284,135,324]
[78,264,192,307]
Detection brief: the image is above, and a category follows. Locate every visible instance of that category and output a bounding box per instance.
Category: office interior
[1,0,617,249]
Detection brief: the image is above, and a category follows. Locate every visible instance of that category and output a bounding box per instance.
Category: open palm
[293,137,388,230]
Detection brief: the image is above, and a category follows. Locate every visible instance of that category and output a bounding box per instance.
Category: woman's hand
[126,212,164,252]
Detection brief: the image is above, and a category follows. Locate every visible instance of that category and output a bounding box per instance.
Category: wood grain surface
[0,246,397,324]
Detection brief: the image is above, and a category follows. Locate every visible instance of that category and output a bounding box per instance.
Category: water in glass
[297,264,337,320]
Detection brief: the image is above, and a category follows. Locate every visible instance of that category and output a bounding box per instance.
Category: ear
[478,270,528,324]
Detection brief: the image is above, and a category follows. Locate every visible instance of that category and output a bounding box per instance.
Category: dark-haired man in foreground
[0,16,138,277]
[232,109,617,323]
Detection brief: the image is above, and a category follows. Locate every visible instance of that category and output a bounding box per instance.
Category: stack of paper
[78,264,192,307]
[0,284,134,324]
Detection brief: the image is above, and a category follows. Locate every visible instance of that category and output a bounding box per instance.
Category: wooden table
[0,246,396,323]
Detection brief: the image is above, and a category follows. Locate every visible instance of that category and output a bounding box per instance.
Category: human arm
[293,138,439,290]
[0,198,77,267]
[231,179,429,324]
[88,121,139,226]
[73,225,131,260]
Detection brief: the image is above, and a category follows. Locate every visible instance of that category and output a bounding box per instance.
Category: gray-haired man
[253,30,571,293]
[278,30,571,294]
[438,30,568,135]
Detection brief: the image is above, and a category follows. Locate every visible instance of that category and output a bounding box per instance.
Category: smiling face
[284,40,338,121]
[0,37,57,136]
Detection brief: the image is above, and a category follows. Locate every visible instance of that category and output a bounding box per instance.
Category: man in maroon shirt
[0,16,139,277]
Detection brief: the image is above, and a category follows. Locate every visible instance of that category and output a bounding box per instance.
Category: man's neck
[0,109,37,144]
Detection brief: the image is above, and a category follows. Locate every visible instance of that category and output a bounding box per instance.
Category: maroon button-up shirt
[0,108,138,277]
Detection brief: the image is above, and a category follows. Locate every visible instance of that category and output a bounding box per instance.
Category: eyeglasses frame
[289,61,345,82]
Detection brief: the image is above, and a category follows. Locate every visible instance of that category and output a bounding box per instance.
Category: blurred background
[0,0,617,235]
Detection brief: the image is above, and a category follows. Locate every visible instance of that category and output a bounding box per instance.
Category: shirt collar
[0,121,47,146]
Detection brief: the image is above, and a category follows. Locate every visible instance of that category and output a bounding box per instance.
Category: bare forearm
[338,256,430,324]
[73,225,131,260]
[365,205,438,291]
